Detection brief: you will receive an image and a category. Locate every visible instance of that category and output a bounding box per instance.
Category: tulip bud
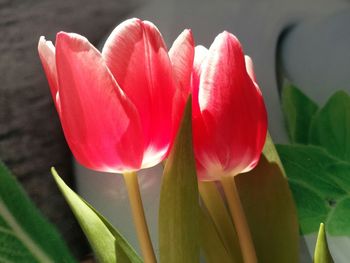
[192,32,268,181]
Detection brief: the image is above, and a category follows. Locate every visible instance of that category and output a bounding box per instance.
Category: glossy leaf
[52,168,142,263]
[276,144,350,235]
[235,155,299,263]
[314,223,334,263]
[281,83,318,144]
[309,91,350,162]
[159,98,199,263]
[0,162,76,263]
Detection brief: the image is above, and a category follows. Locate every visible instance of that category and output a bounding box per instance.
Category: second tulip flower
[192,32,268,181]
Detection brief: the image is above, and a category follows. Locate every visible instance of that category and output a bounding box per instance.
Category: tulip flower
[192,32,267,263]
[192,32,267,181]
[38,18,194,174]
[38,18,194,263]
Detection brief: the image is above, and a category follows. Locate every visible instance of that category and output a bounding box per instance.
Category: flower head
[192,32,267,181]
[38,18,194,173]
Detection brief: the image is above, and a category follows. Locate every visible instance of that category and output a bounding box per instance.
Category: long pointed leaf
[159,98,199,263]
[314,223,334,263]
[236,155,299,263]
[198,181,242,261]
[199,207,232,263]
[262,132,285,176]
[81,199,142,263]
[0,162,76,263]
[52,168,142,263]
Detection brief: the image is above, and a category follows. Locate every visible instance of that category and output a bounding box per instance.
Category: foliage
[280,84,350,236]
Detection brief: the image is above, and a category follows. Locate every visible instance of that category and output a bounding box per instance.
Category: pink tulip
[192,32,267,181]
[38,18,194,173]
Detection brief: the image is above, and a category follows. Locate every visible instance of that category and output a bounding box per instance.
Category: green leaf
[159,98,199,263]
[199,207,232,263]
[235,155,299,263]
[82,199,142,263]
[0,161,76,263]
[198,181,242,262]
[309,91,350,162]
[52,168,142,263]
[276,144,350,235]
[281,83,319,144]
[262,131,286,176]
[314,223,334,263]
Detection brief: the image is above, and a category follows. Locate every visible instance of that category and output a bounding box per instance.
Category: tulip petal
[169,29,194,101]
[102,19,176,168]
[192,45,209,124]
[244,55,257,83]
[56,32,144,172]
[193,32,267,180]
[168,29,195,144]
[38,37,61,114]
[193,45,208,81]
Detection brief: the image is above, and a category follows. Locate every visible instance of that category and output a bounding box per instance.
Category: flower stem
[220,176,257,263]
[123,172,156,263]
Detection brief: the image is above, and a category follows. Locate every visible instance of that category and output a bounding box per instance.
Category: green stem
[123,172,156,263]
[220,176,257,263]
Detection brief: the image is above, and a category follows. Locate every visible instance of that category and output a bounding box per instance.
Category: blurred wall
[128,0,349,142]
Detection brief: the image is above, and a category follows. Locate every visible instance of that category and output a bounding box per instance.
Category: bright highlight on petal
[38,37,60,114]
[102,18,178,169]
[244,55,257,84]
[169,29,194,98]
[168,29,195,148]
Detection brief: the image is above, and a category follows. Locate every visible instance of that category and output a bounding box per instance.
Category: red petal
[168,29,194,149]
[244,55,257,83]
[169,29,194,99]
[193,32,267,180]
[38,37,61,114]
[56,32,144,172]
[192,45,208,82]
[192,45,208,123]
[102,19,176,168]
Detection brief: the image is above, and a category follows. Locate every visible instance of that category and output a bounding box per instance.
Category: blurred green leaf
[277,144,350,235]
[309,91,350,162]
[52,169,142,263]
[159,98,199,263]
[314,223,334,263]
[236,155,299,263]
[0,161,76,263]
[199,181,242,262]
[262,132,286,176]
[199,207,232,263]
[281,83,319,144]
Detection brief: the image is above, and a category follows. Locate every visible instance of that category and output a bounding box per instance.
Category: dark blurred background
[0,0,137,258]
